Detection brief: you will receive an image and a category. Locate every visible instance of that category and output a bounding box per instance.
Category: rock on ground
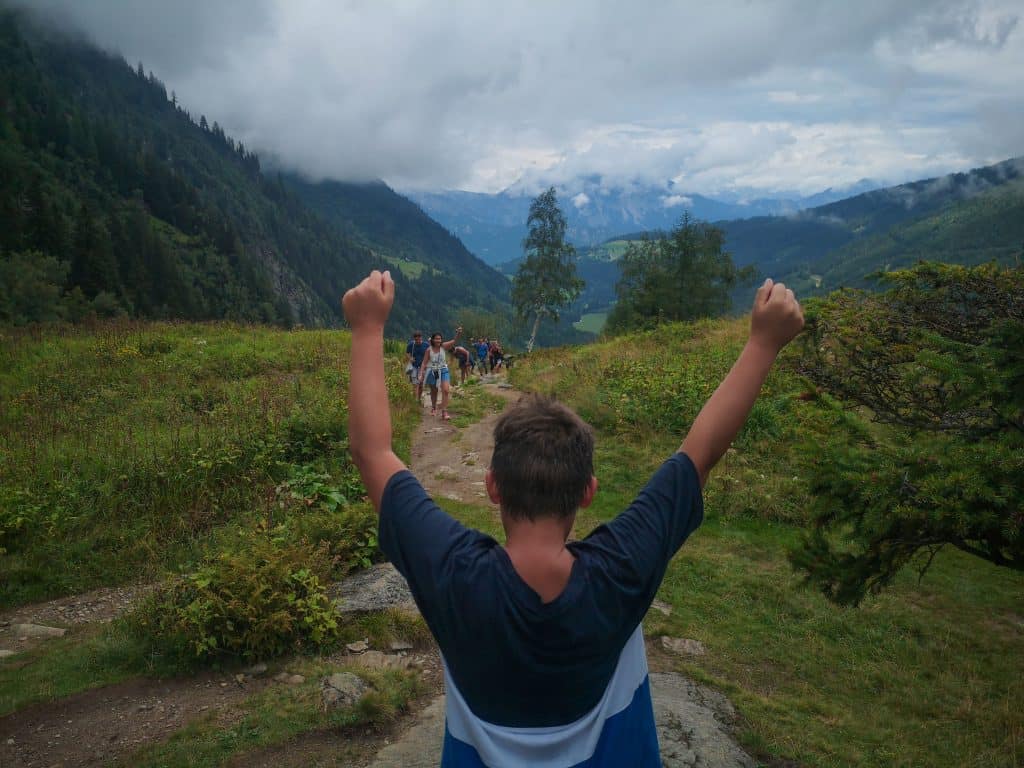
[365,673,756,767]
[328,563,416,614]
[661,636,707,656]
[651,673,757,768]
[11,624,65,639]
[322,672,369,709]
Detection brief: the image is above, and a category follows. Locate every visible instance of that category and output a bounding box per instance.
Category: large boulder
[329,563,417,614]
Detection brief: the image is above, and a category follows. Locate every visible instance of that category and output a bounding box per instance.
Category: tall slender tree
[512,187,583,352]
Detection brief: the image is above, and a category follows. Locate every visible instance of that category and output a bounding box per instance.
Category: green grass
[572,311,609,334]
[383,256,430,279]
[587,240,633,261]
[0,321,420,607]
[445,379,507,429]
[503,319,1024,768]
[0,623,157,716]
[3,315,1021,767]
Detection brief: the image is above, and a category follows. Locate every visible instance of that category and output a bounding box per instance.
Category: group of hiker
[405,327,505,420]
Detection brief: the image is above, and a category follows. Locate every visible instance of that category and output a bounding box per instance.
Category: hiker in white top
[419,326,462,420]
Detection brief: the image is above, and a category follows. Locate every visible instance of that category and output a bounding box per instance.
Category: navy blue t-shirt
[379,451,703,728]
[407,340,430,368]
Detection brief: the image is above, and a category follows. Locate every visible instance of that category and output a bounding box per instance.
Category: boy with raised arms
[343,270,803,767]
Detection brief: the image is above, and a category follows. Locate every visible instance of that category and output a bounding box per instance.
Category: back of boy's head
[491,394,594,522]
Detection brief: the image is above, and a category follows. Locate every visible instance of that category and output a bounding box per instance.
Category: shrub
[272,464,379,577]
[135,536,339,664]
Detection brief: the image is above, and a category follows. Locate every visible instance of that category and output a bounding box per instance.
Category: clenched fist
[750,278,804,354]
[342,270,395,332]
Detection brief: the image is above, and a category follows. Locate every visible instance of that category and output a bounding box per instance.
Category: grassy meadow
[572,311,609,334]
[0,317,1020,767]
[507,319,1023,768]
[0,321,418,607]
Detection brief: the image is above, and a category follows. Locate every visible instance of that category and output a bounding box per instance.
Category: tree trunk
[526,313,542,353]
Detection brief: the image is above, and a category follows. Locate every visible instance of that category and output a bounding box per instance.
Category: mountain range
[405,177,882,266]
[491,157,1024,333]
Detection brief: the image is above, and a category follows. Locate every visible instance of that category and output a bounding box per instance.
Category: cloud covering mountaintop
[20,0,1024,196]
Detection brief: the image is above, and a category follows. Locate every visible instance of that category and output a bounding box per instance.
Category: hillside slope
[719,157,1024,288]
[0,10,504,335]
[283,175,510,321]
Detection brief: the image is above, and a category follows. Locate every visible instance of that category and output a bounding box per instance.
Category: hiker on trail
[475,338,490,375]
[343,271,803,767]
[452,345,473,386]
[418,326,462,420]
[406,330,430,402]
[488,338,504,372]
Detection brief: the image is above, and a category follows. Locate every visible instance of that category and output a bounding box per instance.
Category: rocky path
[410,376,519,507]
[0,374,761,767]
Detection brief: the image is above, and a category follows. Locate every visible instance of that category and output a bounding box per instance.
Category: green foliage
[606,213,755,334]
[271,464,380,576]
[512,187,584,351]
[0,321,405,607]
[133,535,339,664]
[285,174,512,333]
[0,250,68,323]
[792,262,1024,604]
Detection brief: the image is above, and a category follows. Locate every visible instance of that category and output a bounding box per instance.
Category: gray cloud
[14,0,1024,195]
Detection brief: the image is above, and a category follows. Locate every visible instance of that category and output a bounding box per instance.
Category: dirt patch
[0,672,268,767]
[410,379,519,507]
[0,585,155,657]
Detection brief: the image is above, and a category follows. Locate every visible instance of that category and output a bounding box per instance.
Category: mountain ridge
[404,177,886,266]
[0,9,506,336]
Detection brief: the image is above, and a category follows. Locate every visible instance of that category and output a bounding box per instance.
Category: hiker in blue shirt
[406,330,430,403]
[343,271,803,767]
[475,338,490,375]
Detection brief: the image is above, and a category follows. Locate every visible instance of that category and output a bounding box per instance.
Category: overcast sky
[20,0,1024,196]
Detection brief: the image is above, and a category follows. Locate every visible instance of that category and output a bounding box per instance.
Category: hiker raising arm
[681,278,804,487]
[342,270,405,510]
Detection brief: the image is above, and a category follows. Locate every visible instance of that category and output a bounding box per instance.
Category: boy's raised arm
[342,270,407,511]
[680,279,804,487]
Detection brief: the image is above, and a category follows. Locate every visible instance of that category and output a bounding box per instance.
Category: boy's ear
[579,475,599,508]
[485,469,502,505]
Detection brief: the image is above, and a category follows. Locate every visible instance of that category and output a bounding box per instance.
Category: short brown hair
[491,394,594,521]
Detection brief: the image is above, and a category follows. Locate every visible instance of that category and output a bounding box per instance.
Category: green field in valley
[572,311,609,334]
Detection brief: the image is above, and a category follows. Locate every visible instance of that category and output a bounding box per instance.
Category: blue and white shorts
[426,368,451,387]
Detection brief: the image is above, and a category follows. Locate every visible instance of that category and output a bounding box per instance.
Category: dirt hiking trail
[0,374,761,767]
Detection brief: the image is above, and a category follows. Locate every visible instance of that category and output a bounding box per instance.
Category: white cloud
[662,195,693,208]
[571,193,590,209]
[17,0,1024,195]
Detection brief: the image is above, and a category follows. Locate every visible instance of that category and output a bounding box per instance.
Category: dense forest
[0,10,509,335]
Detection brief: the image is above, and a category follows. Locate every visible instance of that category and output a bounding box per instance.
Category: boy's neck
[503,514,576,604]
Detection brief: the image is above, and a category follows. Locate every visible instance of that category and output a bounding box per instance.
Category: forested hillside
[719,157,1024,291]
[0,10,505,335]
[283,175,510,320]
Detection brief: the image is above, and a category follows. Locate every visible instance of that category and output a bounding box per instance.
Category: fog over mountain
[15,0,1024,199]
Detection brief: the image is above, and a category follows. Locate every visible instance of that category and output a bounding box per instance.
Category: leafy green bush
[272,464,379,577]
[135,536,339,664]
